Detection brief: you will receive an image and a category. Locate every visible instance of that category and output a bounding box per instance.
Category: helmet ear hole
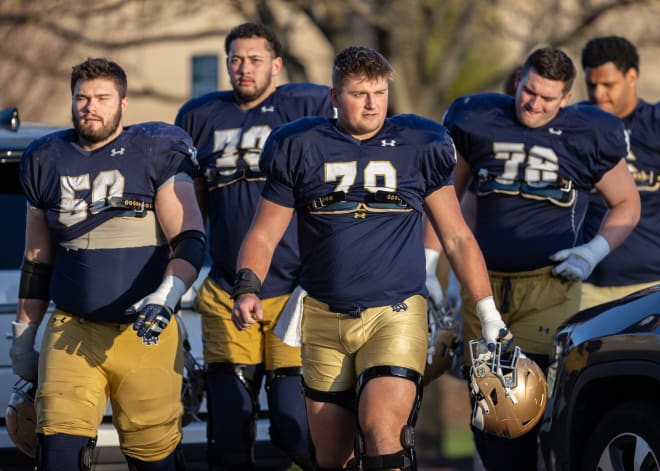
[489,389,499,406]
[6,379,38,457]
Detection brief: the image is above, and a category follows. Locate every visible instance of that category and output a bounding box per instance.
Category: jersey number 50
[59,170,125,227]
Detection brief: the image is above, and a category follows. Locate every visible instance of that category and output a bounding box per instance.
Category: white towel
[274,285,307,347]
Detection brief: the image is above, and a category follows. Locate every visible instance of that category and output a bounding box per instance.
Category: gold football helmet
[423,302,461,386]
[181,344,205,427]
[6,378,38,457]
[178,318,205,427]
[468,340,547,439]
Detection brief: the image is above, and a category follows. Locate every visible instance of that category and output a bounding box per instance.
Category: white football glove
[425,248,444,308]
[10,320,39,380]
[126,275,186,345]
[476,296,513,352]
[549,235,610,282]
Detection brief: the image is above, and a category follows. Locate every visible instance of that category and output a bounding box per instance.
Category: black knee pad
[36,433,96,471]
[205,363,264,469]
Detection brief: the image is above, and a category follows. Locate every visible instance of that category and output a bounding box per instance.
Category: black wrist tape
[231,268,262,300]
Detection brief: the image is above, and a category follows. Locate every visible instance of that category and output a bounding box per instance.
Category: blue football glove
[127,275,186,345]
[549,235,610,282]
[131,304,173,345]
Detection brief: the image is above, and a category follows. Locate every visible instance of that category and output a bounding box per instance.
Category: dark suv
[539,284,660,471]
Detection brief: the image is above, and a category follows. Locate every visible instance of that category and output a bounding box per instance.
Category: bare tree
[2,0,660,122]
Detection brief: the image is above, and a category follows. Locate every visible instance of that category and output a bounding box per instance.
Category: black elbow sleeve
[170,230,207,273]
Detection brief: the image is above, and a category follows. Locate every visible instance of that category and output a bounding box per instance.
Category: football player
[441,47,640,471]
[174,22,334,470]
[232,45,510,471]
[579,36,660,309]
[10,58,205,469]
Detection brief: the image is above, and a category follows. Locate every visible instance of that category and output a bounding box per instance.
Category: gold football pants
[301,295,428,392]
[461,266,580,364]
[194,277,302,369]
[36,311,183,462]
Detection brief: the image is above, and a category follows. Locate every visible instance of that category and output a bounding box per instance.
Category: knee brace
[36,433,96,471]
[314,455,361,471]
[354,366,423,471]
[361,449,414,470]
[265,367,313,470]
[205,363,264,469]
[301,379,356,412]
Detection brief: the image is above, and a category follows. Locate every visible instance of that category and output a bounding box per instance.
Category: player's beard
[233,76,272,105]
[72,104,123,144]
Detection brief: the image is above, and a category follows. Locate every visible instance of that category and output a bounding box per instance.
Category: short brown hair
[521,48,576,93]
[224,22,283,58]
[70,58,127,98]
[332,46,393,91]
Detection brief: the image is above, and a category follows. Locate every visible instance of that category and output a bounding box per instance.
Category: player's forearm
[444,234,492,304]
[423,217,443,252]
[599,196,640,251]
[164,258,199,290]
[17,298,49,325]
[236,233,275,284]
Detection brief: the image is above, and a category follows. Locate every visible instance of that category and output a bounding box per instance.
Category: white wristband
[587,234,611,263]
[425,248,440,275]
[475,296,500,323]
[152,275,187,311]
[11,320,38,354]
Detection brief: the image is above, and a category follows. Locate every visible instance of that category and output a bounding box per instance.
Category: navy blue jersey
[175,83,334,297]
[20,122,197,321]
[582,100,660,285]
[261,114,456,315]
[443,93,628,272]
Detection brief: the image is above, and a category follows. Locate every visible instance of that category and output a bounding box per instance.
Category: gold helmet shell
[468,340,547,439]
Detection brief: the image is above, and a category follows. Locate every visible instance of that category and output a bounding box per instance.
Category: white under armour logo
[261,106,275,112]
[549,128,562,136]
[381,139,396,147]
[110,147,126,156]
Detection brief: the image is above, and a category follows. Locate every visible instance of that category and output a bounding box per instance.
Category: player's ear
[271,56,283,76]
[330,88,339,107]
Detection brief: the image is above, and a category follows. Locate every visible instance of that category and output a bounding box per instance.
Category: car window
[0,160,26,270]
[0,121,64,272]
